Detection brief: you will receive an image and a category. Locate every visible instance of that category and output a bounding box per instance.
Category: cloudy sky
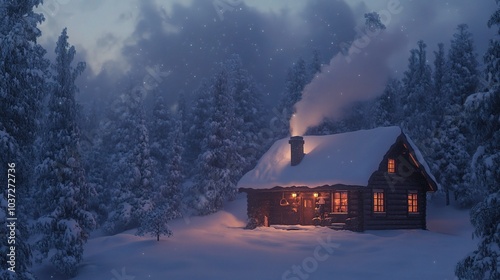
[36,0,497,108]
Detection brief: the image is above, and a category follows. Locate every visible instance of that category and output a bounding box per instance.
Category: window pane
[388,159,395,173]
[408,193,418,213]
[333,191,348,213]
[373,191,384,212]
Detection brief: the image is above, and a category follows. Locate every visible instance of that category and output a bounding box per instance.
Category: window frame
[387,158,396,174]
[407,191,419,214]
[373,189,385,213]
[331,191,348,214]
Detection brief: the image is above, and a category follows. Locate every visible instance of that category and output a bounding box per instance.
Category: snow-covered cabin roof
[238,126,437,190]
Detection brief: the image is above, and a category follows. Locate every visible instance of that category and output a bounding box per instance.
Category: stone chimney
[289,136,305,166]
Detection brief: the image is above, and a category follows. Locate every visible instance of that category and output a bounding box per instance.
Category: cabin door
[301,198,315,225]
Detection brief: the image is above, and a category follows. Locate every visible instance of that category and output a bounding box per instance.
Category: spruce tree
[0,1,48,278]
[456,4,500,277]
[162,110,184,214]
[102,88,153,234]
[433,43,446,117]
[371,78,402,127]
[149,94,172,185]
[225,54,266,172]
[34,28,95,277]
[446,24,479,106]
[441,24,479,205]
[191,70,243,214]
[136,204,175,241]
[185,79,212,170]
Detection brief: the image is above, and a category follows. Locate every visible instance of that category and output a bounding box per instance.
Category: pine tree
[149,94,172,185]
[139,103,183,239]
[446,24,479,106]
[163,110,184,214]
[456,5,500,277]
[79,105,108,225]
[0,0,49,152]
[34,28,95,277]
[0,1,48,278]
[225,54,266,172]
[402,40,433,124]
[191,70,244,214]
[433,43,446,117]
[441,24,479,205]
[102,88,154,234]
[0,124,35,280]
[136,204,175,241]
[185,79,212,170]
[371,78,402,127]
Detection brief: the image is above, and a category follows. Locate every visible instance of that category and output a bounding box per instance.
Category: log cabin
[238,126,438,231]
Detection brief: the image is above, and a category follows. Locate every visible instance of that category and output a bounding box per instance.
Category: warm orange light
[291,192,297,198]
[314,192,319,198]
[388,158,396,173]
[408,192,418,213]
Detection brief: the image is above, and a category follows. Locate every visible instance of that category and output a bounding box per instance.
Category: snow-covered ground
[34,194,475,280]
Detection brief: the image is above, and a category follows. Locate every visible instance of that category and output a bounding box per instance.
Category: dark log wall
[246,192,271,226]
[363,138,428,230]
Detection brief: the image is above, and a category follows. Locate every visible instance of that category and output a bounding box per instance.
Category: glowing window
[373,190,385,213]
[332,191,348,213]
[388,158,396,173]
[408,192,418,213]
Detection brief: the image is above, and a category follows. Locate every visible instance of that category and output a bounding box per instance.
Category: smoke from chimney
[290,31,407,136]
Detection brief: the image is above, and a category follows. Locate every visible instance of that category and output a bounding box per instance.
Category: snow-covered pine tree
[177,91,190,136]
[185,79,212,171]
[0,123,35,280]
[191,70,244,214]
[102,87,154,234]
[446,24,479,106]
[136,204,175,241]
[137,107,184,241]
[162,109,184,214]
[34,28,95,277]
[440,24,479,206]
[78,104,108,225]
[0,1,49,278]
[225,54,266,173]
[432,43,446,118]
[371,78,402,128]
[0,0,49,156]
[456,5,500,276]
[456,87,500,277]
[149,94,172,185]
[402,40,433,129]
[0,0,49,209]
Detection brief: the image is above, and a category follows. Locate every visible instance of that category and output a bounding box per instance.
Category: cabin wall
[246,192,271,227]
[363,168,428,230]
[246,187,363,229]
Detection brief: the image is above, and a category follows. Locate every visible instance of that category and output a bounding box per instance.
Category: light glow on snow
[33,194,477,280]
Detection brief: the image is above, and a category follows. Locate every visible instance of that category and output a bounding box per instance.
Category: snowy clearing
[34,194,475,280]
